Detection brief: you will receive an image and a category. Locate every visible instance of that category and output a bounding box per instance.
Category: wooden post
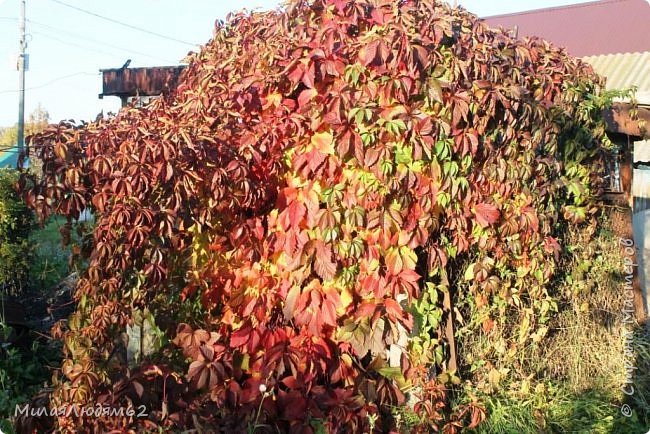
[605,139,647,322]
[443,289,458,372]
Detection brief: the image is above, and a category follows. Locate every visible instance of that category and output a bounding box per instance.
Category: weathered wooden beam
[603,103,650,139]
[99,66,186,99]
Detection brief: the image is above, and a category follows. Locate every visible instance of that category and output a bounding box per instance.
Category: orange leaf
[283,285,301,320]
[311,131,334,155]
[384,298,403,319]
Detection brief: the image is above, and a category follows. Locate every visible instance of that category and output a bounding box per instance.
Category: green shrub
[0,335,62,426]
[0,168,33,295]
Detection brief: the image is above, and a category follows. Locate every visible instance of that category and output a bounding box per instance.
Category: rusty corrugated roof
[583,52,650,104]
[483,0,650,57]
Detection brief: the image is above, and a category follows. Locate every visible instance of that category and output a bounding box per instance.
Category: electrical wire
[27,19,177,64]
[30,29,153,62]
[31,29,142,59]
[0,71,98,95]
[47,0,197,47]
[0,139,73,153]
[0,141,81,153]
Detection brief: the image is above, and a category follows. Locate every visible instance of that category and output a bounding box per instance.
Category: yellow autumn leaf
[339,286,353,312]
[488,368,501,389]
[264,92,282,109]
[399,246,418,270]
[311,131,335,155]
[367,258,380,272]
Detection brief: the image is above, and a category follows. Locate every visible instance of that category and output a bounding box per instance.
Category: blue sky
[0,0,595,128]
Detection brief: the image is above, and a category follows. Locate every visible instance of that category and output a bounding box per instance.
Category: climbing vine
[20,0,610,432]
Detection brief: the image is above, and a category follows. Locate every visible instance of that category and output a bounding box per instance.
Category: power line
[0,140,84,154]
[27,19,176,64]
[0,71,98,95]
[30,28,174,64]
[30,30,125,59]
[0,142,51,153]
[47,0,197,47]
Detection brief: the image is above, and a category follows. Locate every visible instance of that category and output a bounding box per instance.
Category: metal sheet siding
[0,151,17,168]
[583,52,650,104]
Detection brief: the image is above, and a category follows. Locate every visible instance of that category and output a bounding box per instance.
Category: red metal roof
[482,0,650,57]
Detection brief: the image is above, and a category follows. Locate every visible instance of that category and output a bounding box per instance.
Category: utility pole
[17,0,26,168]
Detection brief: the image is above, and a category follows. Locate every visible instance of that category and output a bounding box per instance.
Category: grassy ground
[456,215,650,434]
[28,217,74,291]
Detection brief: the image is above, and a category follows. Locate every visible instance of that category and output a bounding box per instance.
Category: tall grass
[28,217,75,291]
[457,215,650,433]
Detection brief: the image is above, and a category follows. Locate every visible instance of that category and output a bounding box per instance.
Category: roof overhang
[604,102,649,138]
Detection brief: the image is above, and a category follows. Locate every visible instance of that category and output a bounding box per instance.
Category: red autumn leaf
[544,236,562,261]
[355,302,378,319]
[230,324,252,348]
[332,0,347,12]
[521,206,539,232]
[474,203,500,228]
[313,241,337,281]
[287,200,306,228]
[360,39,390,66]
[298,88,318,108]
[322,299,338,326]
[173,324,219,360]
[91,192,108,212]
[302,62,316,88]
[301,149,327,174]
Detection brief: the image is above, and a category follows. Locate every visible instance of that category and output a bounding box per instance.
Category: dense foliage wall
[20,0,612,432]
